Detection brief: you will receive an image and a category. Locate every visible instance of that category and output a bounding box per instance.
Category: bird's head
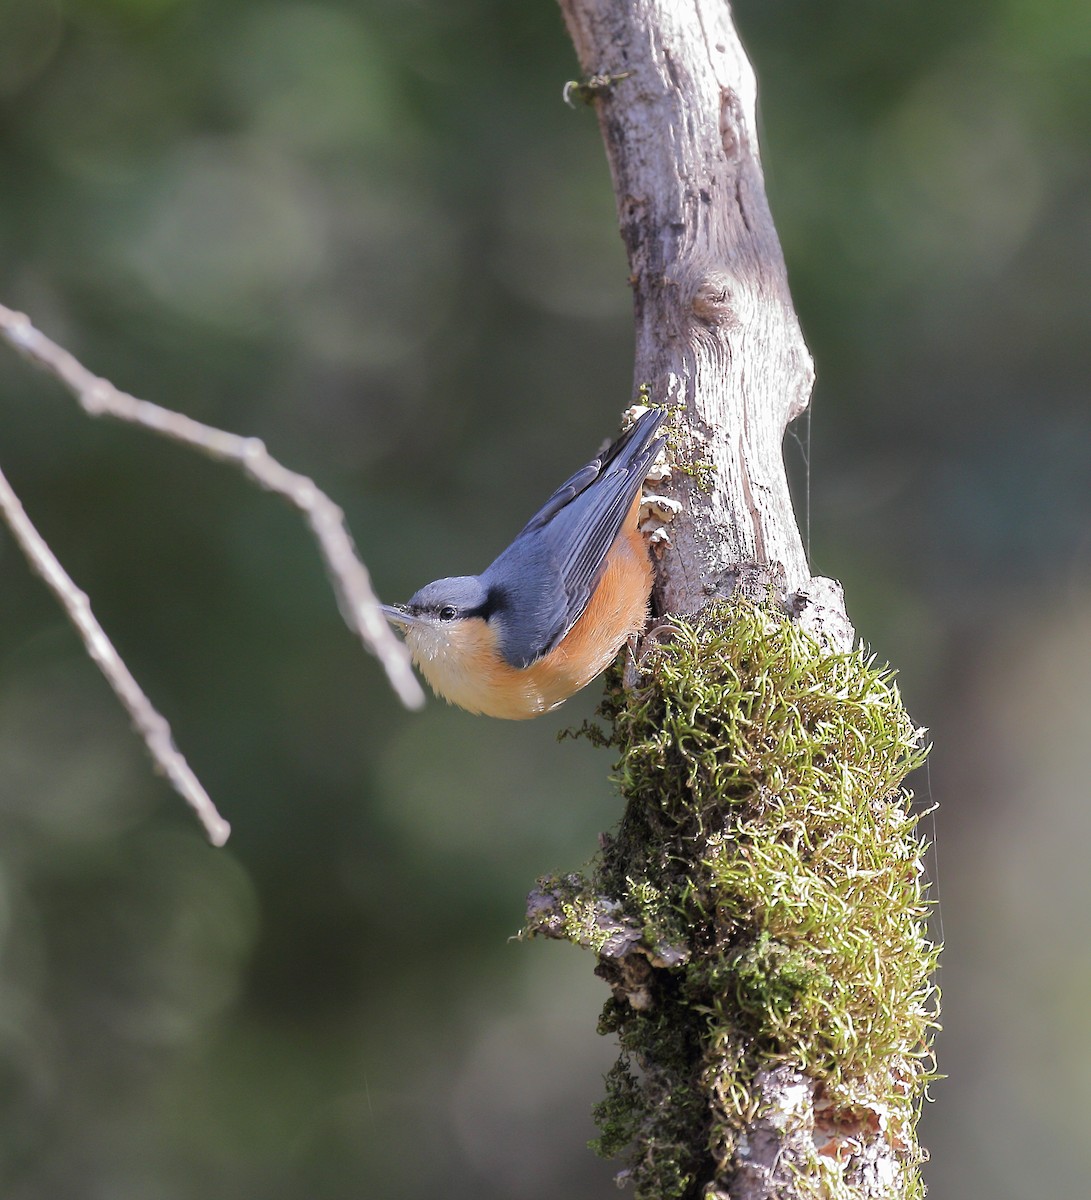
[383,575,531,715]
[382,576,497,667]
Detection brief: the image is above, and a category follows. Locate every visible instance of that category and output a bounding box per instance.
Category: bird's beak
[381,604,423,629]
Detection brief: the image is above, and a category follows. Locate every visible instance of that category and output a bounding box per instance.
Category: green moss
[671,453,716,492]
[725,930,832,1024]
[631,386,716,491]
[530,599,939,1198]
[591,999,710,1199]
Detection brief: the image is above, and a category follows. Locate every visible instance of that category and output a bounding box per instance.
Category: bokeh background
[0,1,1087,1197]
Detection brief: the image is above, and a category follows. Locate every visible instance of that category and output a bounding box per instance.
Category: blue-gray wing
[483,408,667,667]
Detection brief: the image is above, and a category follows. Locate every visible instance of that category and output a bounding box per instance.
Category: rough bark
[531,3,936,1199]
[560,0,819,615]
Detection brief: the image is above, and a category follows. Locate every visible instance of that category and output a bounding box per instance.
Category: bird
[382,407,668,719]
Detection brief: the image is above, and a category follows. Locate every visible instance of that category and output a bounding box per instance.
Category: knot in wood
[690,272,740,328]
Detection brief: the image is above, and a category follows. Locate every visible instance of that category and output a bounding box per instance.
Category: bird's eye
[438,605,458,621]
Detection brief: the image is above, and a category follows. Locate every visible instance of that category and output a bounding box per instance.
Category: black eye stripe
[423,590,505,623]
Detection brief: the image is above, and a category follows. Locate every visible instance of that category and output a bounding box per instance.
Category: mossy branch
[540,2,939,1197]
[528,603,938,1198]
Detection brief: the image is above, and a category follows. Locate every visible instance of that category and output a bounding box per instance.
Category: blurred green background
[0,1,1087,1196]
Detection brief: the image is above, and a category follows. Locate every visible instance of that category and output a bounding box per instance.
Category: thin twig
[0,461,232,846]
[0,302,428,845]
[0,303,424,711]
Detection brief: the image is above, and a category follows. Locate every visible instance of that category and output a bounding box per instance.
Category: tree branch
[527,4,938,1198]
[0,302,426,843]
[0,303,423,712]
[0,461,231,845]
[561,0,818,614]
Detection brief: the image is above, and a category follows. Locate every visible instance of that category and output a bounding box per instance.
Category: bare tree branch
[0,459,232,845]
[0,301,427,844]
[560,0,818,615]
[0,303,425,711]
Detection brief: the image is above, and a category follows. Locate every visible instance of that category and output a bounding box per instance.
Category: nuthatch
[383,407,667,719]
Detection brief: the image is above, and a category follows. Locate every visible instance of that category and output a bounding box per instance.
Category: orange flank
[409,494,653,719]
